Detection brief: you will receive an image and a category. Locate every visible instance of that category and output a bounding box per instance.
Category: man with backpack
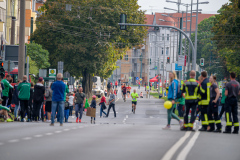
[107,82,111,97]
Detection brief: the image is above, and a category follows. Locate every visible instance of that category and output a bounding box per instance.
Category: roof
[145,14,154,30]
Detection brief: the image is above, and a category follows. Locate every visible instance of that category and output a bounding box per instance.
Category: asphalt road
[0,87,240,160]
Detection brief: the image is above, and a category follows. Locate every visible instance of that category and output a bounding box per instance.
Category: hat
[38,77,43,82]
[92,95,96,99]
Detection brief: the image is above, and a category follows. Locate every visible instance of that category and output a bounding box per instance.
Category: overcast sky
[138,0,230,14]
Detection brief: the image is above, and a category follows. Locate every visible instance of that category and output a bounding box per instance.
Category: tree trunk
[82,69,92,99]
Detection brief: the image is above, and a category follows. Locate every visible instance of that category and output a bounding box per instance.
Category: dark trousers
[183,102,197,128]
[107,104,116,117]
[40,105,44,121]
[69,106,73,116]
[33,101,43,121]
[208,99,221,130]
[20,100,29,119]
[177,104,184,117]
[2,96,8,106]
[225,97,239,132]
[200,105,209,129]
[28,104,33,120]
[219,103,225,119]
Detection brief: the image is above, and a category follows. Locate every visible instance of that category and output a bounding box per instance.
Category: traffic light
[0,61,5,79]
[167,57,170,63]
[120,13,127,30]
[200,58,204,66]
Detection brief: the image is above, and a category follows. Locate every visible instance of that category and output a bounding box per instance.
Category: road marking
[34,135,43,138]
[22,137,32,140]
[126,115,128,118]
[116,98,119,102]
[8,139,19,143]
[161,132,191,160]
[64,129,70,131]
[55,131,62,133]
[176,131,200,160]
[45,133,53,136]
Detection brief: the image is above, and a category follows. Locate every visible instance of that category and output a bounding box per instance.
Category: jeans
[51,101,64,124]
[64,109,70,122]
[69,106,73,116]
[100,104,107,117]
[75,103,83,119]
[218,105,222,115]
[107,104,116,117]
[14,104,20,118]
[33,101,43,121]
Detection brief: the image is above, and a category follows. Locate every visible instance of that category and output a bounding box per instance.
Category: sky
[138,0,230,14]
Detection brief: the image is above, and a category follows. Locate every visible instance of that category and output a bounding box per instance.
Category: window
[162,34,164,40]
[167,34,169,41]
[166,47,169,55]
[161,62,163,69]
[125,55,128,61]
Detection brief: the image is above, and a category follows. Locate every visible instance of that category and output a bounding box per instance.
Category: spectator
[28,82,34,122]
[33,77,45,122]
[68,92,74,118]
[50,73,66,126]
[99,93,107,118]
[140,92,143,98]
[7,78,13,112]
[106,89,116,118]
[12,80,21,121]
[0,98,13,122]
[18,75,31,122]
[73,87,86,123]
[0,79,4,98]
[45,83,53,122]
[64,96,70,122]
[1,75,13,106]
[90,95,97,124]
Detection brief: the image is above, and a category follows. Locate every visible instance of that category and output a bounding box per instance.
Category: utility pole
[193,0,199,71]
[10,17,16,45]
[18,0,26,80]
[162,30,166,97]
[188,0,193,72]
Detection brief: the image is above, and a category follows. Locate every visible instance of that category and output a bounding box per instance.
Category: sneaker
[76,118,79,123]
[60,123,63,126]
[179,120,183,127]
[79,119,81,123]
[7,118,13,122]
[50,123,54,126]
[162,125,171,130]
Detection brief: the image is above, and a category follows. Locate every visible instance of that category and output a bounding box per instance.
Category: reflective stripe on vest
[199,82,211,105]
[185,79,199,100]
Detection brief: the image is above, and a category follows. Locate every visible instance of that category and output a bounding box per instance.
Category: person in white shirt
[68,93,74,118]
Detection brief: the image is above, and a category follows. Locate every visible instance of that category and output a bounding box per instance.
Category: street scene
[0,0,240,160]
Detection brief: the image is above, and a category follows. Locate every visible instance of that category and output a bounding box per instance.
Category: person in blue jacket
[163,71,183,130]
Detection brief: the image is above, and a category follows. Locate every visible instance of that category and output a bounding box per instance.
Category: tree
[31,0,147,97]
[212,0,240,78]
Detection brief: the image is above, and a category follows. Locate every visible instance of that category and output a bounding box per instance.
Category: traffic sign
[49,69,56,77]
[136,77,139,80]
[140,78,142,81]
[68,76,75,85]
[154,66,157,70]
[3,61,15,73]
[178,55,187,66]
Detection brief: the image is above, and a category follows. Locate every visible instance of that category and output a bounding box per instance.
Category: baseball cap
[38,77,43,82]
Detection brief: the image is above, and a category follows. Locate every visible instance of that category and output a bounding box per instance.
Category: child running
[90,95,97,124]
[64,96,70,122]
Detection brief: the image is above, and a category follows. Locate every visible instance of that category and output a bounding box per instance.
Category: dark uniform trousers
[184,102,197,128]
[225,97,239,132]
[208,99,221,130]
[200,105,209,129]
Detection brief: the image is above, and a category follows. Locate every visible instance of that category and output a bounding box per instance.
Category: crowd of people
[163,70,240,134]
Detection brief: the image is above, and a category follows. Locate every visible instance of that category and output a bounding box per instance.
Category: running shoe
[79,119,81,123]
[76,118,79,123]
[7,118,13,122]
[179,120,183,127]
[162,125,171,130]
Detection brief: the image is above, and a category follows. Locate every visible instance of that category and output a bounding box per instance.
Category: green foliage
[212,0,240,77]
[31,0,147,79]
[26,42,50,70]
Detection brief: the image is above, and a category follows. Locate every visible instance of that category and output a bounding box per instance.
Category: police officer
[208,76,221,132]
[181,70,202,131]
[223,72,240,134]
[198,71,211,131]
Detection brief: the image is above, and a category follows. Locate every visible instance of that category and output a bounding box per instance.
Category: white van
[92,76,104,98]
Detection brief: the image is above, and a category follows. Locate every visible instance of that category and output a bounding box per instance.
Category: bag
[172,80,182,99]
[86,107,96,117]
[101,103,107,110]
[107,83,111,88]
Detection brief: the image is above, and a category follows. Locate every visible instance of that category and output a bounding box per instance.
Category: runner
[131,89,139,114]
[127,85,131,98]
[122,84,127,102]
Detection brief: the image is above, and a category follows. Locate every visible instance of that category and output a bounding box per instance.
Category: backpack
[171,79,182,99]
[107,83,111,88]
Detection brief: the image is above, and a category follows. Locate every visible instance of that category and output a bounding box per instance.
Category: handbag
[102,103,107,110]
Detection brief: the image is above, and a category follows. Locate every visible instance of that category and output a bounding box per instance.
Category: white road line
[0,142,4,145]
[22,137,32,140]
[34,135,43,138]
[55,131,62,133]
[126,115,128,118]
[45,133,53,136]
[176,131,200,160]
[161,132,191,160]
[8,139,19,143]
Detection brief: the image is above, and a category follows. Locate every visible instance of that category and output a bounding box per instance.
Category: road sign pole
[26,56,29,81]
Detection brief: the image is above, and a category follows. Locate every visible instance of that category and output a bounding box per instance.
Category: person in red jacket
[115,81,118,88]
[99,93,107,118]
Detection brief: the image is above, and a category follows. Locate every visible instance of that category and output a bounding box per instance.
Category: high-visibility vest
[198,82,211,105]
[183,79,199,100]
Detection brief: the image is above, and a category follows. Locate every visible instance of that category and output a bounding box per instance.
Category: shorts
[45,101,52,112]
[132,101,137,105]
[127,91,130,93]
[123,92,126,95]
